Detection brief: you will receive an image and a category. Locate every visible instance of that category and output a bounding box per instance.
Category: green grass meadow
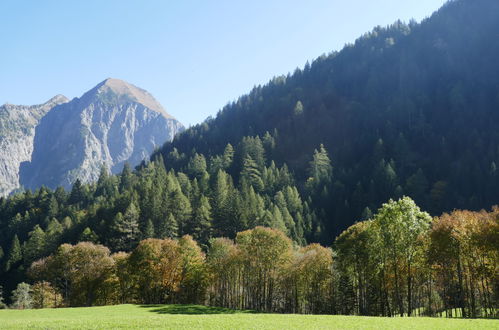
[0,304,497,329]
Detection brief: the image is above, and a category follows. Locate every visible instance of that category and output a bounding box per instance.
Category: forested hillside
[6,202,499,318]
[0,137,327,296]
[153,0,499,237]
[0,0,498,315]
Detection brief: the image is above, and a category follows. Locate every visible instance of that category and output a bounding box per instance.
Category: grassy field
[0,304,497,329]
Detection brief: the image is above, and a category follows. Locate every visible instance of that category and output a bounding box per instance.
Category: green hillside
[154,0,499,238]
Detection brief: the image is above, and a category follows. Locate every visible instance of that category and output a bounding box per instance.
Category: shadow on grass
[140,304,257,315]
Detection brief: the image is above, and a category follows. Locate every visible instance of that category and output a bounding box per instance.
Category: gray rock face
[0,95,69,196]
[19,78,184,191]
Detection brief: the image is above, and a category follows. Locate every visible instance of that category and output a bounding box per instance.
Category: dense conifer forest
[153,0,499,238]
[0,0,497,318]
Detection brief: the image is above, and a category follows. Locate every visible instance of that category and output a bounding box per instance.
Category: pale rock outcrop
[18,78,184,191]
[0,95,68,196]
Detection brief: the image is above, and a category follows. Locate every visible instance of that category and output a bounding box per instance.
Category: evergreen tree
[79,227,99,243]
[119,162,134,192]
[158,213,178,239]
[306,144,332,189]
[46,196,59,218]
[240,155,264,191]
[188,153,208,179]
[68,179,85,205]
[110,202,141,251]
[222,143,234,169]
[294,100,304,116]
[191,196,212,244]
[5,235,22,272]
[142,219,155,240]
[24,225,46,265]
[169,189,192,236]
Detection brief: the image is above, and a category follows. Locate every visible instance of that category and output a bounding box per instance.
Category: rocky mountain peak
[46,94,69,106]
[18,79,184,191]
[82,78,172,119]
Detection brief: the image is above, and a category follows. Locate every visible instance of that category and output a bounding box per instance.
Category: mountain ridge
[79,78,173,119]
[0,95,69,196]
[0,79,183,195]
[19,78,184,191]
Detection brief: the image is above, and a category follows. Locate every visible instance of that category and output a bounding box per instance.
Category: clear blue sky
[0,0,447,126]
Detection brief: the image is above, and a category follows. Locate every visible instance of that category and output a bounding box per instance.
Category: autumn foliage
[26,199,498,318]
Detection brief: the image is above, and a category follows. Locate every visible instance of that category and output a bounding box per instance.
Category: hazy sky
[0,0,447,126]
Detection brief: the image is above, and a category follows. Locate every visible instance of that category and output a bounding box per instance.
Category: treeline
[20,227,329,311]
[4,197,496,318]
[335,197,498,318]
[0,132,331,297]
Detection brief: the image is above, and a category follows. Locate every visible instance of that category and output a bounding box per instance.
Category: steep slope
[154,0,499,236]
[0,95,68,196]
[20,78,184,190]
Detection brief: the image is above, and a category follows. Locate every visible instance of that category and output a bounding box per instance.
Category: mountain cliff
[19,78,184,190]
[0,95,69,196]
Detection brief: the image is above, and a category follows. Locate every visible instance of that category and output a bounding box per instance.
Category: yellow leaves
[130,235,206,301]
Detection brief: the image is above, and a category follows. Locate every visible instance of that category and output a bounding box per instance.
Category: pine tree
[191,196,212,244]
[308,144,332,185]
[95,165,116,197]
[79,227,99,243]
[5,235,22,272]
[142,219,155,240]
[188,153,208,179]
[24,225,46,265]
[270,205,287,233]
[119,162,134,192]
[222,143,234,169]
[47,195,59,218]
[294,100,304,116]
[240,155,264,191]
[158,213,178,239]
[169,189,192,236]
[68,179,84,205]
[212,170,230,236]
[110,202,141,251]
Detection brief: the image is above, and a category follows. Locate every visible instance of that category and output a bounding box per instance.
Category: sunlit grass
[0,304,497,329]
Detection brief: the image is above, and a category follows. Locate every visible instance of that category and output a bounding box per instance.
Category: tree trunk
[407,260,412,316]
[457,252,467,318]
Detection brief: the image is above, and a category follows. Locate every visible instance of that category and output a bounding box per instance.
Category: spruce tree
[110,202,141,251]
[142,219,155,240]
[191,196,212,244]
[241,155,264,191]
[5,235,22,272]
[68,179,84,205]
[158,213,178,239]
[222,143,234,169]
[24,225,46,265]
[79,227,99,243]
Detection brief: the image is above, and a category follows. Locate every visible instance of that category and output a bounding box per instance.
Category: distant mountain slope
[20,78,184,190]
[0,95,69,196]
[154,0,499,235]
